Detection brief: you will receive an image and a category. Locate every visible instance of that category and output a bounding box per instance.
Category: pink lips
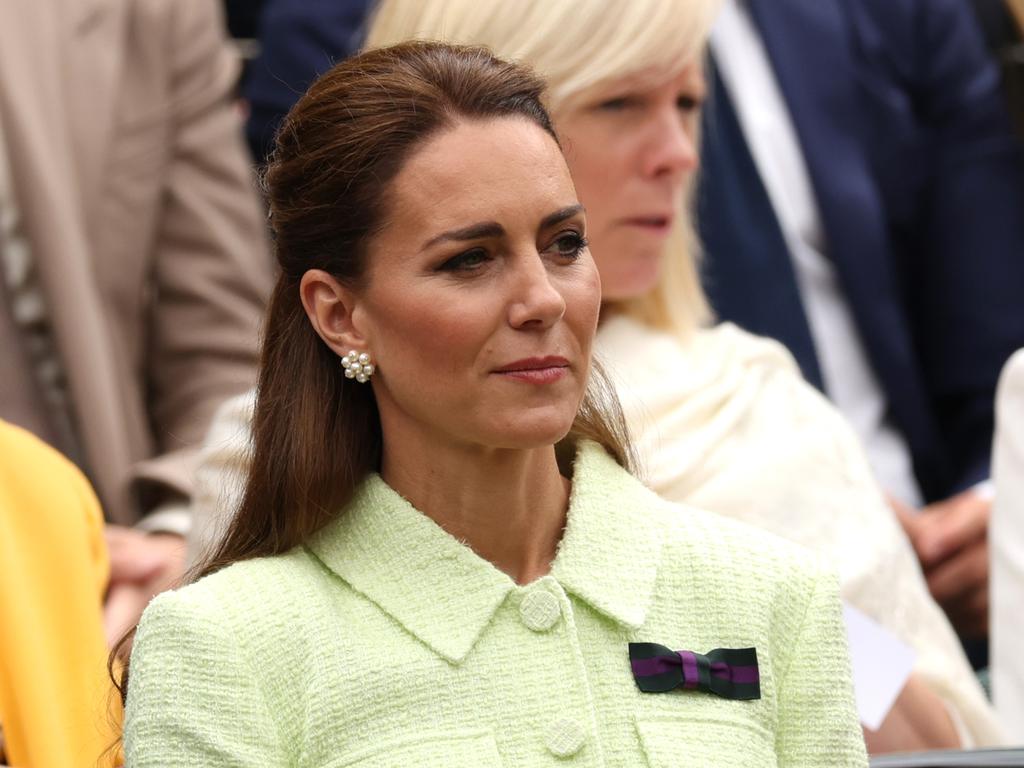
[493,356,570,384]
[623,214,673,236]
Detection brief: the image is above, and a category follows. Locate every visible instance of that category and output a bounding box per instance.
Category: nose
[640,106,699,182]
[507,253,567,330]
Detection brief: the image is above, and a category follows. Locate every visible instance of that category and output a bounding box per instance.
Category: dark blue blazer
[244,0,373,163]
[698,0,1024,503]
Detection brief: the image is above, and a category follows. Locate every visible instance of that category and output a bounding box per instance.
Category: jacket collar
[306,441,665,664]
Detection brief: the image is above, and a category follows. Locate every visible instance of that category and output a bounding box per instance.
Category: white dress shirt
[711,0,924,507]
[992,349,1024,742]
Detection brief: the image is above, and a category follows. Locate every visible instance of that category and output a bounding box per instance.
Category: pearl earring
[341,350,375,383]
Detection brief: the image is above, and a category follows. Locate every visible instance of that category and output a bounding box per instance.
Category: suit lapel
[0,0,136,522]
[63,0,128,227]
[747,0,890,284]
[747,0,931,459]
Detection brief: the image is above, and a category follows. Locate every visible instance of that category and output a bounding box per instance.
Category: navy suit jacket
[699,0,1024,502]
[244,0,373,163]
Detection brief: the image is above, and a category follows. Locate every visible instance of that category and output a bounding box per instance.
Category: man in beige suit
[0,0,273,640]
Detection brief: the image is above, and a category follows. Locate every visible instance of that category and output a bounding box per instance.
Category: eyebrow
[420,204,585,251]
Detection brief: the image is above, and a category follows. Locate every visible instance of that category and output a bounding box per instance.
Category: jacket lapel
[62,0,128,228]
[551,444,664,630]
[747,0,932,467]
[0,0,136,522]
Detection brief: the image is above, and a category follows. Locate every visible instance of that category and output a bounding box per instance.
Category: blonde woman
[188,0,1000,752]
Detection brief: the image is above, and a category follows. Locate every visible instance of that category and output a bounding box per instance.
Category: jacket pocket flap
[324,730,503,768]
[635,714,777,767]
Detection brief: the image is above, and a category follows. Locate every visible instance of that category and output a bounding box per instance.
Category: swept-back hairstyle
[367,0,722,338]
[202,41,632,579]
[114,40,633,706]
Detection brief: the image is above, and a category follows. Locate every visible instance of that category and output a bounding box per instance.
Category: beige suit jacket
[0,0,273,525]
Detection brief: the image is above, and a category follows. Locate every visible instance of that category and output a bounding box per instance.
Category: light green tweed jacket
[124,442,867,767]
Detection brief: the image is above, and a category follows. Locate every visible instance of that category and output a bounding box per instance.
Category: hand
[862,672,960,754]
[891,490,990,639]
[103,525,187,647]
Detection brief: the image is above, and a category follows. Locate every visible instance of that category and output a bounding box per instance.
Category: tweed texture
[124,441,867,767]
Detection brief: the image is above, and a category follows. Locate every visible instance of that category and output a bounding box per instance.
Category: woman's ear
[299,269,368,356]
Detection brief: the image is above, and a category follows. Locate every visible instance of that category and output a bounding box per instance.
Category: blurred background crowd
[2,0,1024,765]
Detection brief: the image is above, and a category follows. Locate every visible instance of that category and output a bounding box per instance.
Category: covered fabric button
[544,717,586,757]
[519,588,561,632]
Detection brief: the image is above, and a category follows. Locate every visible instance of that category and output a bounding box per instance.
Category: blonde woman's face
[557,63,705,301]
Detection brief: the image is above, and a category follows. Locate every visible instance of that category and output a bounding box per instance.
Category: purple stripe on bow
[679,650,700,689]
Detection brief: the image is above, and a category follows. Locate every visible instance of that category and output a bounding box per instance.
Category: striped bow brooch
[629,642,761,700]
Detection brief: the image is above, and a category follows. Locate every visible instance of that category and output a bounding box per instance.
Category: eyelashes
[437,248,489,272]
[436,230,588,274]
[550,231,589,259]
[594,94,703,114]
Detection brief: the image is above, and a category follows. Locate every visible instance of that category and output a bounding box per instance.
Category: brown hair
[113,40,632,706]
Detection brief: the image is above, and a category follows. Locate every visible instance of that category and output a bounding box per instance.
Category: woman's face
[556,63,705,301]
[350,117,601,452]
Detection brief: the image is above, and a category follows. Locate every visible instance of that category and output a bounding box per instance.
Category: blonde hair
[366,0,720,337]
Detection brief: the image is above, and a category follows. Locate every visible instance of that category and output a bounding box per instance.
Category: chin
[487,411,577,451]
[599,259,663,302]
[601,280,660,303]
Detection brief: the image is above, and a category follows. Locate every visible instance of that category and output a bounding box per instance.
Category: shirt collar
[306,441,665,664]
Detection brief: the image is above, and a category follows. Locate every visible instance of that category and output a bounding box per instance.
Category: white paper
[842,602,916,731]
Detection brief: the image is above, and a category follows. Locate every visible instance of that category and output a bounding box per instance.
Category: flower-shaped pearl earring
[341,350,375,383]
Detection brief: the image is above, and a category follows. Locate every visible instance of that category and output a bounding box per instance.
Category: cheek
[562,261,603,344]
[563,130,623,213]
[368,290,488,381]
[566,147,615,212]
[590,237,664,301]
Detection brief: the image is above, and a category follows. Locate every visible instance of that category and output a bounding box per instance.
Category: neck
[380,432,570,586]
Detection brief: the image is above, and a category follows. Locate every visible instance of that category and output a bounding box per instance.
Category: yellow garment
[0,421,119,767]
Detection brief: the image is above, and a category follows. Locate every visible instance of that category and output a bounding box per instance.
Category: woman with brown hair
[123,41,865,765]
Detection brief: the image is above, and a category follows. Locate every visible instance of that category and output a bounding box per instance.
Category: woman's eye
[596,96,633,111]
[548,231,588,260]
[677,94,702,113]
[437,248,490,272]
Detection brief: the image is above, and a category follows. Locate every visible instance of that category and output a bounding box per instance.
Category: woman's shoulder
[648,499,844,673]
[0,420,105,547]
[695,321,812,381]
[597,316,815,411]
[0,420,95,494]
[577,441,832,599]
[661,495,831,593]
[1000,348,1024,391]
[598,315,800,372]
[137,546,323,643]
